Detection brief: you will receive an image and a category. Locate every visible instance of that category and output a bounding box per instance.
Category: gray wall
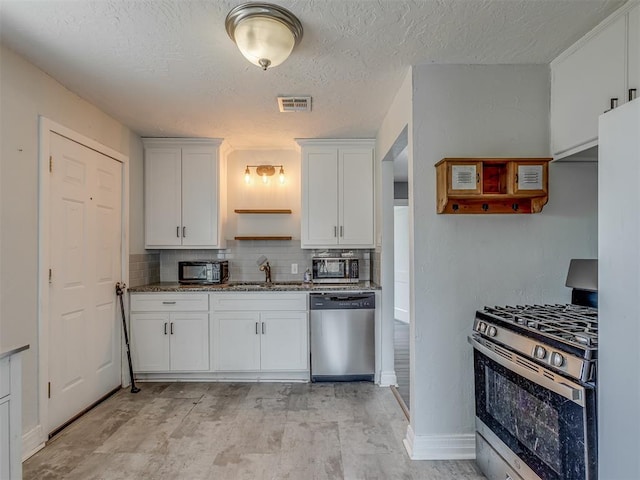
[0,44,143,444]
[409,65,597,449]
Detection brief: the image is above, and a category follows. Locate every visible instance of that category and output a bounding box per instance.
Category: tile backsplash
[129,252,160,287]
[159,240,372,283]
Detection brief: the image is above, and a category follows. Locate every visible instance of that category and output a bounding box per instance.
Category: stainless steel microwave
[312,257,359,284]
[178,261,229,284]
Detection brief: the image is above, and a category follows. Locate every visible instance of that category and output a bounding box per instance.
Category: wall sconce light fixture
[244,164,285,184]
[225,3,303,71]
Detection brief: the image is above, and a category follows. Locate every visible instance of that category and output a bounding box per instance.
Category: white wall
[376,68,412,386]
[0,44,143,445]
[407,64,598,458]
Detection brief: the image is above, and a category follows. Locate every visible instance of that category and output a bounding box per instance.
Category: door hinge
[49,155,53,173]
[48,382,51,399]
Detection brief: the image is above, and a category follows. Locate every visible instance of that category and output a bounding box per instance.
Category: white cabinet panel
[303,149,339,246]
[130,294,210,373]
[216,312,261,371]
[340,148,374,246]
[299,140,375,248]
[181,148,218,246]
[260,312,308,371]
[130,313,170,372]
[629,4,639,100]
[0,399,9,480]
[551,14,626,157]
[144,148,182,246]
[143,138,223,249]
[169,313,210,371]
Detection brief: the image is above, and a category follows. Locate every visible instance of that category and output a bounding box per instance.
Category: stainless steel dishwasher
[310,292,375,382]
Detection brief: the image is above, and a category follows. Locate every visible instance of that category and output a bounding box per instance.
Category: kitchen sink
[227,281,307,289]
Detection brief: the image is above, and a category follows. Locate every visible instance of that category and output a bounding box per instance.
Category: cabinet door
[629,4,639,101]
[0,398,9,480]
[130,313,170,372]
[145,148,182,247]
[511,162,547,195]
[551,15,626,157]
[169,313,210,371]
[340,148,375,246]
[215,312,261,371]
[181,147,219,247]
[260,312,309,371]
[447,161,482,195]
[302,148,339,246]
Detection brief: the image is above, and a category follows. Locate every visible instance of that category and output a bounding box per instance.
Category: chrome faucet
[259,261,272,283]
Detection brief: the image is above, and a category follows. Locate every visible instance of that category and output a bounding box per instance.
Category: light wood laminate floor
[24,382,484,480]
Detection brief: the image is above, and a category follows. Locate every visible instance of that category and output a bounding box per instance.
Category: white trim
[403,425,476,460]
[550,1,637,66]
[141,137,223,147]
[37,117,130,445]
[132,371,310,382]
[22,425,45,461]
[378,370,397,387]
[295,138,375,148]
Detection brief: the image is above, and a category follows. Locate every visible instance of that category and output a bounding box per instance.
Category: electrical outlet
[291,263,298,274]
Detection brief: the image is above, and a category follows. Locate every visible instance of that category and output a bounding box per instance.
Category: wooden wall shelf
[234,236,293,241]
[435,157,551,214]
[234,209,292,214]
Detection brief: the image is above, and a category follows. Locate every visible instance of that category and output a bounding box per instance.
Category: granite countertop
[129,281,380,293]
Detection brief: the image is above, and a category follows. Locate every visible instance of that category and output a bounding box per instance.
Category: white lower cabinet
[130,294,210,372]
[212,293,308,373]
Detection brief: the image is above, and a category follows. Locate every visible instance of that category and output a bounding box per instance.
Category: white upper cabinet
[551,4,638,160]
[629,4,639,100]
[299,139,375,248]
[143,138,225,249]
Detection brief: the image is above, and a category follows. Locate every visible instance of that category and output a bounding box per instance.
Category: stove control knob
[487,326,497,338]
[551,352,565,367]
[478,322,487,333]
[534,345,547,359]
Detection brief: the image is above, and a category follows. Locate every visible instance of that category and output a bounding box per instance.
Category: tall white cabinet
[143,138,225,248]
[551,3,639,159]
[298,139,375,248]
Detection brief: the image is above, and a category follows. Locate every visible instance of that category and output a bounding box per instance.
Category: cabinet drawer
[211,292,307,311]
[0,358,9,399]
[130,293,209,312]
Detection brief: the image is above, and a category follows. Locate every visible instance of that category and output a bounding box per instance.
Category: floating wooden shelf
[234,236,293,241]
[435,157,551,214]
[234,209,292,214]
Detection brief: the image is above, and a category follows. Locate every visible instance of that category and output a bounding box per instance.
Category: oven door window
[474,349,592,480]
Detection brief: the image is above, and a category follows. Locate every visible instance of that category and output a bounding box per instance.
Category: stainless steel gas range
[469,260,598,480]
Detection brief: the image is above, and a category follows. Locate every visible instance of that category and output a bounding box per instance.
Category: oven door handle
[469,336,586,407]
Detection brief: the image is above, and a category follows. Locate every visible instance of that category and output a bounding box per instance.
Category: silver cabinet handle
[170,322,174,335]
[162,301,176,305]
[340,226,343,237]
[255,322,259,334]
[176,226,180,238]
[605,97,619,112]
[164,322,168,335]
[334,226,337,237]
[183,226,186,237]
[262,322,266,334]
[630,88,637,102]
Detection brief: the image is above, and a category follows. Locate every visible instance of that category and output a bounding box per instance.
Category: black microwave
[312,257,359,284]
[178,261,229,284]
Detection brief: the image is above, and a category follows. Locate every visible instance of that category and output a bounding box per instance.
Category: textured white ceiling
[0,0,625,149]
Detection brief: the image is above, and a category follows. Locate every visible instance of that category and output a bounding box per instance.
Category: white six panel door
[49,133,122,433]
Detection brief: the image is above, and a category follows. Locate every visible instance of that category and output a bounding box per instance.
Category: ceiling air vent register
[277,96,312,112]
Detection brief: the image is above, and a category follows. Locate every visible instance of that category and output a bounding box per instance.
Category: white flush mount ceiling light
[225,2,303,71]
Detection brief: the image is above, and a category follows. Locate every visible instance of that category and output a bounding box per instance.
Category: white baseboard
[403,424,476,460]
[378,370,397,387]
[22,424,46,460]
